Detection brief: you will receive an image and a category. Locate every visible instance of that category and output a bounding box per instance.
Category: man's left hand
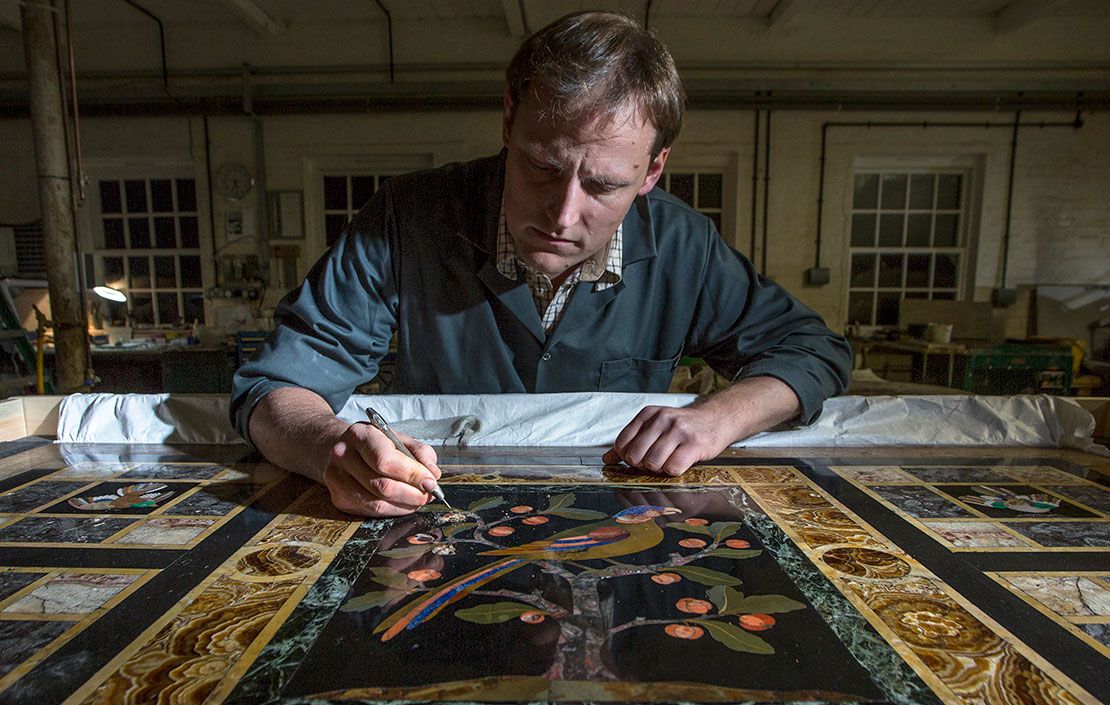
[601,376,801,476]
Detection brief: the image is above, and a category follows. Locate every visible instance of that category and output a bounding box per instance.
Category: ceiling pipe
[120,0,168,91]
[373,0,395,84]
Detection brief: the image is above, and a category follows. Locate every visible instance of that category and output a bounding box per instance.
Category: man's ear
[502,90,514,146]
[637,147,670,196]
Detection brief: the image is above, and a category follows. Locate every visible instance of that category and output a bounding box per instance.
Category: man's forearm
[694,375,801,444]
[247,387,353,483]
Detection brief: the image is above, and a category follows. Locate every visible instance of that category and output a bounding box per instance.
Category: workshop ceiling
[1,0,1108,114]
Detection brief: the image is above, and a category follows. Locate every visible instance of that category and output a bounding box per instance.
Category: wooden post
[20,0,87,393]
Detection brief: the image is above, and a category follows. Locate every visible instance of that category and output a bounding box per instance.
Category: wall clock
[215,162,254,201]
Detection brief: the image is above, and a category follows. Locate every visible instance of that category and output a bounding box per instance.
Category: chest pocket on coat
[598,355,680,392]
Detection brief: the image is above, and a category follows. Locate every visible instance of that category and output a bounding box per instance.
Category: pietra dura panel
[0,444,1103,704]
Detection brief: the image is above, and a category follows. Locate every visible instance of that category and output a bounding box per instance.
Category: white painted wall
[2,106,1107,333]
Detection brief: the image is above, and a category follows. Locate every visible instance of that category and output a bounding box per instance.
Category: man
[231,11,852,517]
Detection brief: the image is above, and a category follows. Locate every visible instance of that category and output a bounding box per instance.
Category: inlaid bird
[68,483,174,511]
[374,504,681,641]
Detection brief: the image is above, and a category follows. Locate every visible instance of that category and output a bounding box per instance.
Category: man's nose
[546,177,585,230]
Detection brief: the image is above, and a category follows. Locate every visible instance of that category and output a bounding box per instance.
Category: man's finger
[658,444,701,477]
[352,425,439,491]
[408,441,442,480]
[637,433,682,474]
[323,464,423,517]
[613,406,655,451]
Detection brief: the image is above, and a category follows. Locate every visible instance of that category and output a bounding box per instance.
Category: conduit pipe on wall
[811,114,1084,298]
[761,109,772,276]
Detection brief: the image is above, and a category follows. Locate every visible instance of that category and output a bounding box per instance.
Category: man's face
[502,91,669,285]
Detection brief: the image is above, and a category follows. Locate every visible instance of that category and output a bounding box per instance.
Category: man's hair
[505,11,686,158]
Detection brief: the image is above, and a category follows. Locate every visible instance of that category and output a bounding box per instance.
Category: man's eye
[529,160,554,174]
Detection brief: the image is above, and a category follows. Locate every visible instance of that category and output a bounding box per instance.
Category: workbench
[0,428,1105,704]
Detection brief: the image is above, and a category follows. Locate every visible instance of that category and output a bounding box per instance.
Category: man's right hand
[323,422,443,517]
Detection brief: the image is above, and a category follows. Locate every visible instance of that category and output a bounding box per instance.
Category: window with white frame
[95,177,204,327]
[322,174,395,248]
[847,170,968,327]
[659,170,724,233]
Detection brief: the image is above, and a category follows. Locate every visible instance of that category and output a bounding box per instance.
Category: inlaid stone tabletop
[0,443,1106,704]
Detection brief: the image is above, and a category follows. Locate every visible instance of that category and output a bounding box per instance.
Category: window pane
[697,173,722,209]
[937,174,961,209]
[103,218,125,249]
[851,253,876,288]
[129,256,150,288]
[668,173,694,206]
[183,291,205,324]
[879,213,904,247]
[180,216,199,248]
[876,292,900,326]
[853,173,879,209]
[128,217,151,248]
[176,179,197,211]
[906,254,930,288]
[103,256,125,289]
[880,174,907,210]
[324,176,347,210]
[904,291,928,299]
[851,213,876,247]
[906,213,932,247]
[154,256,176,288]
[934,253,959,288]
[125,179,147,213]
[180,255,202,287]
[325,214,348,248]
[99,180,121,214]
[932,291,956,300]
[707,212,722,233]
[908,174,935,209]
[350,176,374,207]
[154,217,176,248]
[934,213,959,247]
[878,253,903,288]
[848,291,874,325]
[131,293,154,325]
[157,292,179,325]
[150,179,173,212]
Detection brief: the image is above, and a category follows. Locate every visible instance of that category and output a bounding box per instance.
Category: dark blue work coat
[231,152,852,443]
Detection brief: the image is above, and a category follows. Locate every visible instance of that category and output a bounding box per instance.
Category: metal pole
[21,0,87,393]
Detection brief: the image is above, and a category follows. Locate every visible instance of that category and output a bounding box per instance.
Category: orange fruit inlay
[406,569,441,582]
[488,526,515,537]
[522,516,549,525]
[676,598,713,614]
[651,572,682,585]
[519,610,546,624]
[678,538,707,549]
[725,539,751,549]
[684,517,709,525]
[510,505,533,513]
[739,613,776,631]
[665,624,705,639]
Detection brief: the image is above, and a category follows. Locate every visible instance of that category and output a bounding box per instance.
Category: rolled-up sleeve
[229,189,399,447]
